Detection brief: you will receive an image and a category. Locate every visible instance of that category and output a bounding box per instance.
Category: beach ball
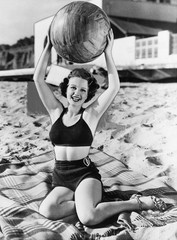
[50,1,110,63]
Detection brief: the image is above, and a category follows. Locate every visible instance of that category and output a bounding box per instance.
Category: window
[142,41,146,46]
[142,49,146,58]
[154,47,158,58]
[148,48,152,58]
[154,39,158,45]
[136,49,141,59]
[136,41,140,47]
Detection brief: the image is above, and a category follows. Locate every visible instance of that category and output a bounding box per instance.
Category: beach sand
[1,80,177,190]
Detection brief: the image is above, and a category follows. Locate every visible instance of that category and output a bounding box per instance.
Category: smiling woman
[33,22,167,228]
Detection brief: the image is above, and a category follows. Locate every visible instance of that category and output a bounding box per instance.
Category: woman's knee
[78,208,97,226]
[39,187,74,220]
[39,201,56,220]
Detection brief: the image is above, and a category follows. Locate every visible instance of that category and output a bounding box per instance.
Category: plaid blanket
[0,147,177,240]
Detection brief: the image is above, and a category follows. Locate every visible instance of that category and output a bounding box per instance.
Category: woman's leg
[74,178,161,227]
[39,186,78,223]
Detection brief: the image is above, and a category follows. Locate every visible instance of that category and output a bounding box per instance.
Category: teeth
[72,96,81,102]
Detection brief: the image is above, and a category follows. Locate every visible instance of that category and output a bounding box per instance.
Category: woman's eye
[71,86,76,90]
[81,89,86,92]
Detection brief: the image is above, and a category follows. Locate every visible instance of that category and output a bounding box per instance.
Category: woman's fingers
[117,219,136,231]
[117,212,136,231]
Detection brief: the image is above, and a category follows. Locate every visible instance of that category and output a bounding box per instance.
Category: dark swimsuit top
[49,108,93,147]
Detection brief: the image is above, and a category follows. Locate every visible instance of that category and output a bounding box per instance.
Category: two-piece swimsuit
[49,107,102,191]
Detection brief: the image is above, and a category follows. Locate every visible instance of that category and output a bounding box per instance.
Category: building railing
[130,0,177,5]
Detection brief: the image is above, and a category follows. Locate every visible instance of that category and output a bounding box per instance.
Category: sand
[1,80,177,191]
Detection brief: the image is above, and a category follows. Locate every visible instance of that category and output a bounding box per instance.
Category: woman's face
[66,77,89,106]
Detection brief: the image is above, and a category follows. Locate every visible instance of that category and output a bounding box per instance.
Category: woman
[33,27,167,228]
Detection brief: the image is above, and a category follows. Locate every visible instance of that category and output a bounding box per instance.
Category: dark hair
[59,68,99,102]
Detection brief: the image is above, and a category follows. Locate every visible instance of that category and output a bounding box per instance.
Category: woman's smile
[71,94,82,102]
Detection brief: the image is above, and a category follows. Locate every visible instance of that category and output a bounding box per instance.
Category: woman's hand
[117,212,136,231]
[104,28,114,56]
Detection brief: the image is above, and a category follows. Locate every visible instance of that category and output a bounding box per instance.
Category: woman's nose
[74,88,80,94]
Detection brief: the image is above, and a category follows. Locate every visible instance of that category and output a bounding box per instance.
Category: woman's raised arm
[33,28,62,114]
[91,29,120,119]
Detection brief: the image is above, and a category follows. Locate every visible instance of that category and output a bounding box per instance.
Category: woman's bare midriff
[54,145,91,161]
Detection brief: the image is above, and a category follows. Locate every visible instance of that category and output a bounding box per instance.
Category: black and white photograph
[0,0,177,239]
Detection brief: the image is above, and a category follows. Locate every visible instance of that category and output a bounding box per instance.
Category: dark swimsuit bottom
[52,156,102,192]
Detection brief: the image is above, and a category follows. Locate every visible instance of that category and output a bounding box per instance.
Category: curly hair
[59,68,99,102]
